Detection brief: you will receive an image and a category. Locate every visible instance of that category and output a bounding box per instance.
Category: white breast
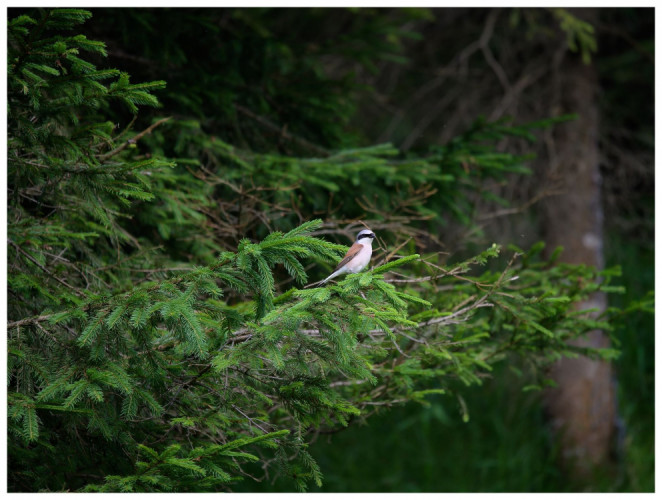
[345,244,372,273]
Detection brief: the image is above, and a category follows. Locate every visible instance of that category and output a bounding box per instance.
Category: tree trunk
[541,13,617,483]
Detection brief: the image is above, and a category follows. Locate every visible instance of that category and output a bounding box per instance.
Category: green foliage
[550,8,598,63]
[284,370,565,493]
[7,8,631,493]
[82,431,289,492]
[604,235,654,492]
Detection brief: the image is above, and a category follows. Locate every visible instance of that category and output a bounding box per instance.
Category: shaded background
[73,7,653,491]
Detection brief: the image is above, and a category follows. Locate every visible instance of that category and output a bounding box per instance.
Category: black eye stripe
[358,233,374,240]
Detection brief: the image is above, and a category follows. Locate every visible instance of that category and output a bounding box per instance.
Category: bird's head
[356,229,376,243]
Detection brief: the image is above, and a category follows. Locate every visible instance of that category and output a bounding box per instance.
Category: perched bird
[319,229,376,285]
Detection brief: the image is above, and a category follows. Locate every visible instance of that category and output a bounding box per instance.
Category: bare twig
[477,183,564,221]
[8,239,83,295]
[234,104,329,156]
[7,314,53,329]
[98,117,172,161]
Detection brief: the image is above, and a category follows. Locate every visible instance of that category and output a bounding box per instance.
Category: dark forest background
[7,7,653,492]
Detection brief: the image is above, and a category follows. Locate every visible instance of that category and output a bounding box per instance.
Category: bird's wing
[334,242,363,271]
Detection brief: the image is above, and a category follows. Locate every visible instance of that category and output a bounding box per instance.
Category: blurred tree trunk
[541,10,617,482]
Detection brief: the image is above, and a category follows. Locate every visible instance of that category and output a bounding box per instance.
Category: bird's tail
[304,269,343,289]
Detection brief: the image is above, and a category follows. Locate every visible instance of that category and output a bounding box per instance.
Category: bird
[317,229,376,286]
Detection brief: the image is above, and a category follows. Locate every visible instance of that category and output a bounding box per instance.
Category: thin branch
[7,314,53,329]
[477,183,564,221]
[233,104,329,156]
[98,116,172,161]
[8,239,83,295]
[231,404,269,434]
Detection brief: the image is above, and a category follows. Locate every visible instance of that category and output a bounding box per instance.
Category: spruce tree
[8,9,624,492]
